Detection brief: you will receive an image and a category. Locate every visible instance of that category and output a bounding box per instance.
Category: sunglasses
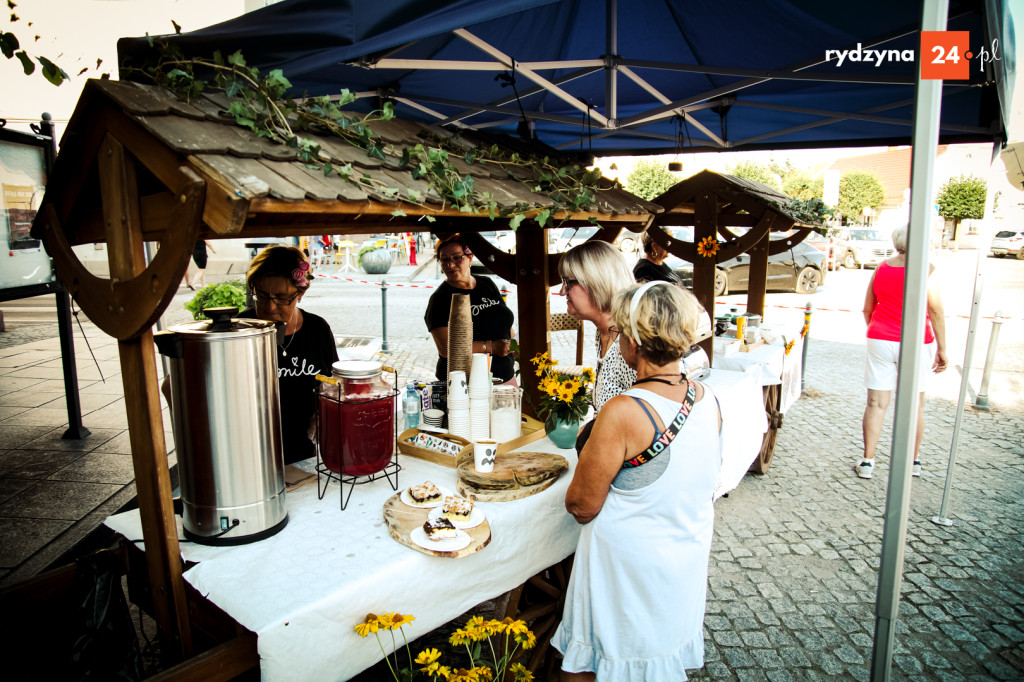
[253,289,301,305]
[561,278,579,290]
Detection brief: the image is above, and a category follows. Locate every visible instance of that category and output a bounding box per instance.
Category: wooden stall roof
[36,79,661,248]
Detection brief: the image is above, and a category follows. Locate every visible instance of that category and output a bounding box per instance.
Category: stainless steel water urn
[155,306,288,545]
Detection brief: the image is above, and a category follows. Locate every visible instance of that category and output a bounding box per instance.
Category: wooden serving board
[456,474,561,502]
[457,451,568,490]
[382,493,491,558]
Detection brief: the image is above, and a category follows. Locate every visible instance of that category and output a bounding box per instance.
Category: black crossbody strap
[622,381,697,469]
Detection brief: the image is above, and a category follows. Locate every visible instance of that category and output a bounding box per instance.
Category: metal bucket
[155,307,288,545]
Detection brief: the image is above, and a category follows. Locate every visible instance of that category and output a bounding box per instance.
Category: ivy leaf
[425,215,436,223]
[0,31,19,58]
[535,209,551,228]
[391,209,407,217]
[337,88,355,107]
[39,57,68,86]
[212,50,224,66]
[15,50,33,75]
[227,50,246,67]
[407,189,421,203]
[509,213,525,231]
[171,19,182,35]
[265,69,292,97]
[380,100,395,120]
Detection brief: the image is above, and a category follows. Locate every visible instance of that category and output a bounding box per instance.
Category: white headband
[628,281,671,346]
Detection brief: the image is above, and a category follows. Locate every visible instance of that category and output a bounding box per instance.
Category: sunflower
[558,388,574,404]
[449,627,473,647]
[697,236,720,258]
[354,613,380,638]
[581,367,596,384]
[514,629,537,650]
[389,612,415,629]
[509,662,535,682]
[448,668,479,682]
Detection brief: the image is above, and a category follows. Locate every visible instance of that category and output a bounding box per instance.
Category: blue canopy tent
[117,0,1014,158]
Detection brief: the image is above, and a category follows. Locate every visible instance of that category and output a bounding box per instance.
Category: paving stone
[722,647,756,668]
[739,632,771,648]
[713,631,743,647]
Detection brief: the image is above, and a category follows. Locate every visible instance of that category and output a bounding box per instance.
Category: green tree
[625,159,680,201]
[727,160,782,190]
[936,174,987,241]
[782,171,824,201]
[837,171,885,224]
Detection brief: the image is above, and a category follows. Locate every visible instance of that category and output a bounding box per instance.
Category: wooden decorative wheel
[750,384,783,474]
[503,554,574,680]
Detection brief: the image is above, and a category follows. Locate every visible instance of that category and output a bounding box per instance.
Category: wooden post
[746,222,770,320]
[692,189,718,363]
[515,228,550,418]
[98,134,192,660]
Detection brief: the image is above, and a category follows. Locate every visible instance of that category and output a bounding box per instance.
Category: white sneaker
[912,461,922,477]
[855,460,874,479]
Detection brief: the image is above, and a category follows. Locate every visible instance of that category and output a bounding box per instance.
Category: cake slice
[408,481,442,506]
[423,517,458,542]
[442,495,474,522]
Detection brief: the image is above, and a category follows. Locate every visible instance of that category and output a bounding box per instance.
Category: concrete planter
[360,248,392,274]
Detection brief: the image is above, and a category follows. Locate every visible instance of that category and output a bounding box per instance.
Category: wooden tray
[739,339,766,352]
[397,429,470,468]
[382,493,491,558]
[455,450,568,502]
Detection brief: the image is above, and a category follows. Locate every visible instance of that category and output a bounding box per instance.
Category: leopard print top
[593,334,637,412]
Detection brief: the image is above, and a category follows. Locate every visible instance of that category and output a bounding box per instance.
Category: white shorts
[865,339,936,392]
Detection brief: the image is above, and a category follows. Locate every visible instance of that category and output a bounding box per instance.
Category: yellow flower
[697,236,720,258]
[377,612,395,630]
[558,388,574,404]
[466,615,485,630]
[530,352,549,367]
[449,627,472,647]
[483,619,503,636]
[390,612,415,630]
[503,618,530,636]
[421,661,441,675]
[448,668,478,682]
[559,379,576,392]
[473,666,494,681]
[540,376,560,395]
[415,648,442,666]
[354,613,380,638]
[581,367,595,384]
[510,662,534,681]
[515,629,537,650]
[437,665,452,680]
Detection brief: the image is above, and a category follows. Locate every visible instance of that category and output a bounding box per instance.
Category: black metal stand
[314,389,401,510]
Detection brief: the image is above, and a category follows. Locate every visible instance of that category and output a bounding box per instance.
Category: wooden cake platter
[382,493,491,558]
[456,451,569,502]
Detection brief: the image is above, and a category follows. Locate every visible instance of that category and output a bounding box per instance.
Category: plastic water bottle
[402,381,421,431]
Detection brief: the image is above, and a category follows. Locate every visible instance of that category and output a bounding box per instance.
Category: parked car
[990,230,1024,258]
[803,229,853,270]
[549,226,641,253]
[844,226,896,267]
[673,237,827,295]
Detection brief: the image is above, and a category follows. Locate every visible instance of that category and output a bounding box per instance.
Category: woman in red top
[856,227,947,479]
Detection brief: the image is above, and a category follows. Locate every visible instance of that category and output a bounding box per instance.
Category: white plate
[400,485,453,509]
[428,505,485,530]
[410,526,471,552]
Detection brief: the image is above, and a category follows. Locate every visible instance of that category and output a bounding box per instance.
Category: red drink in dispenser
[318,360,396,476]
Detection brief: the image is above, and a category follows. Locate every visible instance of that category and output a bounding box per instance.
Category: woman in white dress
[552,281,723,682]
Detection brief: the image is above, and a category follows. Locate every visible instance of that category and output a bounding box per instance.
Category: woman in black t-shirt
[632,231,681,284]
[424,234,515,382]
[239,246,338,464]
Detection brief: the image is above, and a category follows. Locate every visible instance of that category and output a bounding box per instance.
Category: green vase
[545,414,579,449]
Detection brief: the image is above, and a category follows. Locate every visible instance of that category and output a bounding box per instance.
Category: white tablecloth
[105,373,766,680]
[713,336,804,414]
[106,442,582,682]
[703,367,769,498]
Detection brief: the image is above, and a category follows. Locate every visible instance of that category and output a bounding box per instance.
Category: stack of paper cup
[446,370,471,439]
[468,354,492,440]
[447,294,474,377]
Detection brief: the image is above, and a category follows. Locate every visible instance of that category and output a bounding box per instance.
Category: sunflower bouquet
[354,611,535,681]
[530,352,595,424]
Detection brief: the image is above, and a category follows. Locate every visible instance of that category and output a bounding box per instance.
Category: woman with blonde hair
[552,281,723,681]
[558,240,636,412]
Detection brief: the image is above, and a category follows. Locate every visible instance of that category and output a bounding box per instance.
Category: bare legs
[862,389,926,463]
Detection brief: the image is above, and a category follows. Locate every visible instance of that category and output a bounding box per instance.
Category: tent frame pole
[870,1,947,679]
[605,0,618,123]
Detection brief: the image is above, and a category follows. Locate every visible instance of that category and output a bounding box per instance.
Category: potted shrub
[358,243,392,274]
[184,279,247,319]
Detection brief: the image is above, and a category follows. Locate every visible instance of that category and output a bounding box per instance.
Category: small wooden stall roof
[640,169,822,359]
[30,78,660,667]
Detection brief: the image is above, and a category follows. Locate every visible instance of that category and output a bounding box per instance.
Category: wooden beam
[745,214,774,319]
[97,134,193,662]
[144,634,259,682]
[692,189,718,363]
[515,228,551,419]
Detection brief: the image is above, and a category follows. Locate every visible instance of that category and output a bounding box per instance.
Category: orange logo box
[920,31,971,80]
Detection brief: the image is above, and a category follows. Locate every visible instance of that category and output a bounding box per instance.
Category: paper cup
[474,439,498,473]
[469,353,491,389]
